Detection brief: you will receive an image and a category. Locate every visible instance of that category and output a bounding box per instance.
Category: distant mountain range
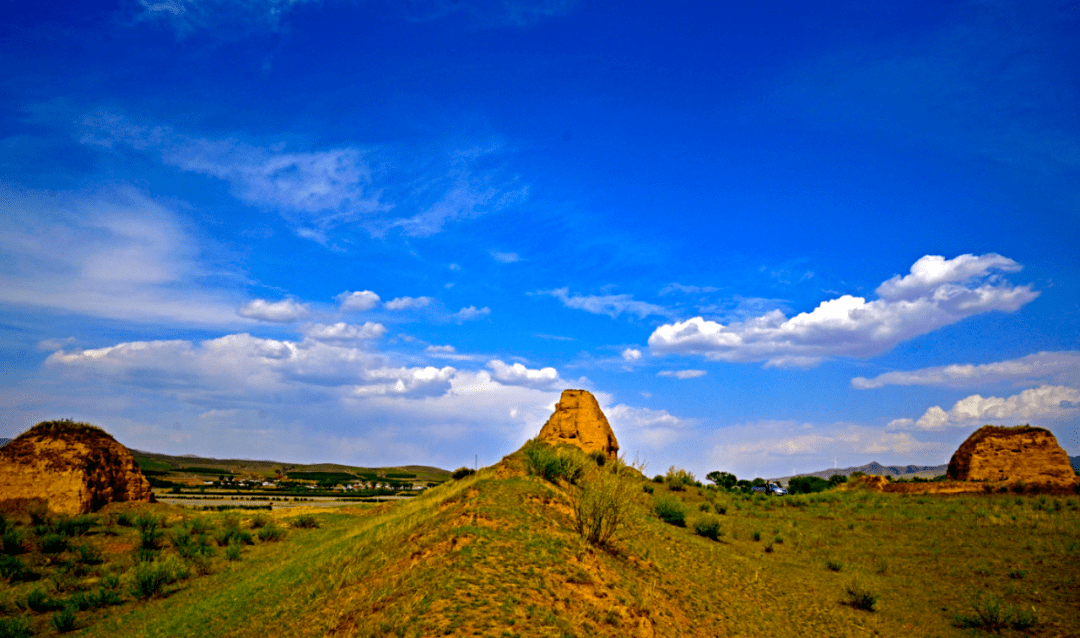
[772,456,1080,484]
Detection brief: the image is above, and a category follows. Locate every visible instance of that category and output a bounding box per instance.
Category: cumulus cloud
[385,296,434,311]
[37,337,77,352]
[649,254,1038,367]
[621,348,642,362]
[45,333,456,399]
[658,369,706,380]
[887,385,1080,431]
[337,290,380,312]
[486,360,561,389]
[453,306,491,322]
[491,251,522,263]
[539,288,667,319]
[301,322,386,342]
[237,299,311,323]
[852,351,1080,389]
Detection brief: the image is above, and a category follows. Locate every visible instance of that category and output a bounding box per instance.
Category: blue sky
[1,0,1078,479]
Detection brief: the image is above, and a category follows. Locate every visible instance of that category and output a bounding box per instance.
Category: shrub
[664,466,696,492]
[75,544,103,565]
[692,515,722,541]
[130,558,189,599]
[52,607,77,633]
[844,580,878,611]
[523,440,587,484]
[713,502,727,515]
[642,484,654,494]
[257,525,285,542]
[2,529,24,555]
[135,514,163,550]
[248,514,270,529]
[698,502,711,512]
[171,531,214,560]
[570,466,638,548]
[186,517,212,535]
[826,559,843,572]
[214,526,253,547]
[654,496,687,527]
[0,555,33,582]
[954,594,1036,631]
[39,533,69,554]
[788,476,831,494]
[451,467,476,480]
[0,616,32,638]
[26,588,63,612]
[290,514,320,529]
[115,513,133,527]
[588,449,608,466]
[225,543,242,561]
[652,475,664,483]
[54,515,96,537]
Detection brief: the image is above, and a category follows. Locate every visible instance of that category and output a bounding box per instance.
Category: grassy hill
[129,449,450,483]
[3,442,1079,637]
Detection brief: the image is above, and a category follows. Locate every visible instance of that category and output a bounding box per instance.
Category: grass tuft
[843,580,878,611]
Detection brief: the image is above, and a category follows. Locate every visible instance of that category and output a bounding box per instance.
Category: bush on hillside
[665,467,696,492]
[693,515,723,540]
[523,440,587,484]
[570,463,639,548]
[654,496,687,527]
[451,467,476,480]
[0,615,32,638]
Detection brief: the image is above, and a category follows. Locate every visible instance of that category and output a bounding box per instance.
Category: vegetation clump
[692,515,723,541]
[843,580,878,611]
[654,496,687,527]
[523,440,588,484]
[570,459,640,548]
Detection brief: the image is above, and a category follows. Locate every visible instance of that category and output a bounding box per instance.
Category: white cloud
[658,369,706,380]
[621,348,642,362]
[384,170,527,238]
[37,337,77,352]
[301,322,386,342]
[539,288,667,319]
[336,290,380,312]
[649,254,1038,366]
[453,306,491,322]
[237,298,311,323]
[606,404,694,448]
[351,366,456,397]
[80,114,382,242]
[888,384,1080,431]
[425,345,456,354]
[486,360,561,389]
[385,296,434,311]
[0,184,242,326]
[491,251,522,263]
[659,283,719,295]
[852,351,1080,389]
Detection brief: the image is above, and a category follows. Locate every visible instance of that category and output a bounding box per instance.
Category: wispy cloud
[853,351,1080,389]
[453,306,491,322]
[491,250,522,263]
[658,369,706,380]
[887,385,1080,431]
[0,184,242,326]
[538,288,667,319]
[385,296,434,311]
[649,254,1038,367]
[301,322,386,342]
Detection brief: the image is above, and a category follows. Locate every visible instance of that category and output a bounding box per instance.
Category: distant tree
[751,478,766,487]
[735,479,752,493]
[828,474,847,486]
[788,476,831,494]
[706,471,738,490]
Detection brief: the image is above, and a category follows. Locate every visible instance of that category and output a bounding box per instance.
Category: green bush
[39,533,69,554]
[642,484,654,494]
[664,466,696,492]
[135,514,163,550]
[257,525,285,542]
[0,616,32,638]
[52,607,77,633]
[523,440,588,484]
[0,555,34,582]
[654,496,687,527]
[826,559,843,571]
[290,514,320,529]
[954,594,1036,631]
[570,466,638,547]
[130,558,189,599]
[843,580,878,611]
[692,515,723,541]
[588,449,607,466]
[451,467,476,480]
[788,476,831,494]
[26,588,63,612]
[713,502,727,515]
[248,514,270,529]
[2,529,24,555]
[214,526,253,547]
[75,543,103,565]
[225,543,242,561]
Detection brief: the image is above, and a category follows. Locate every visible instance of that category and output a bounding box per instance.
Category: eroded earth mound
[947,425,1076,485]
[0,420,153,515]
[536,389,620,460]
